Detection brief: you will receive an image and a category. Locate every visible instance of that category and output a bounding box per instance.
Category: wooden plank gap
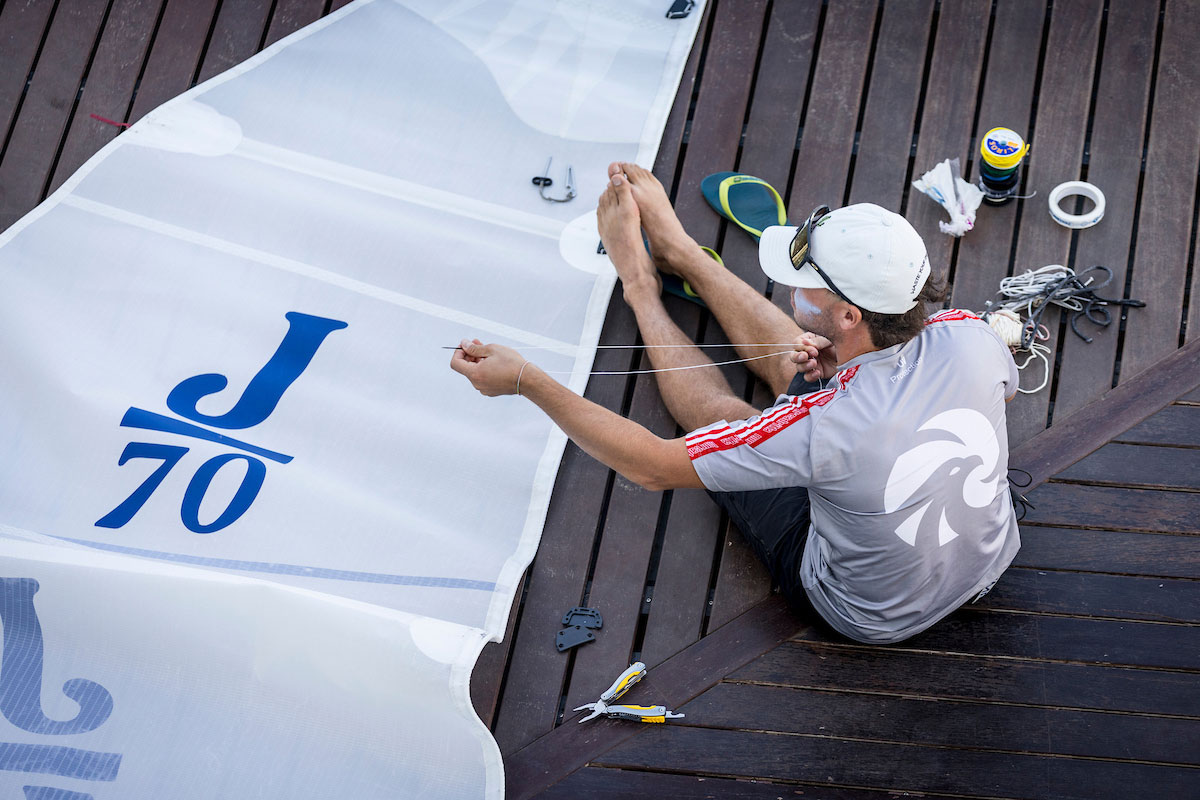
[1110,0,1170,388]
[1180,126,1200,346]
[837,0,887,208]
[779,0,831,212]
[896,0,943,218]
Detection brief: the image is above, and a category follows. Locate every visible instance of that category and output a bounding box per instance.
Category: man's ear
[837,302,862,331]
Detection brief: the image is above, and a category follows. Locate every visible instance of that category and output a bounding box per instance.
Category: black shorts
[705,373,824,613]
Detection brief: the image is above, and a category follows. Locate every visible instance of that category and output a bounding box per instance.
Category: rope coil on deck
[979,264,1145,394]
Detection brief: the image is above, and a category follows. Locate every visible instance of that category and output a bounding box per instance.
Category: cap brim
[758,225,826,289]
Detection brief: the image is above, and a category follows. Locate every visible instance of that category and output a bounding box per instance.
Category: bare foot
[609,162,698,274]
[597,174,660,302]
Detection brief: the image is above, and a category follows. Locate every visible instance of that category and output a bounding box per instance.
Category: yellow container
[980,127,1029,169]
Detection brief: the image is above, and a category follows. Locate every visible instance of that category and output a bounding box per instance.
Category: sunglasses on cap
[789,205,855,306]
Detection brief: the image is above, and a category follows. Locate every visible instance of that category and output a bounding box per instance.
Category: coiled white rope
[982,277,1060,394]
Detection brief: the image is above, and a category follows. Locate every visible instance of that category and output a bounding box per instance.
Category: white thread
[546,350,794,376]
[443,343,807,350]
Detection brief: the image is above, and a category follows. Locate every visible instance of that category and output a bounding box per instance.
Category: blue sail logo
[0,578,121,797]
[96,312,347,534]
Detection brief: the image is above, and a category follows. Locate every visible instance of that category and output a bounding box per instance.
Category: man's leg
[597,176,759,432]
[611,162,802,397]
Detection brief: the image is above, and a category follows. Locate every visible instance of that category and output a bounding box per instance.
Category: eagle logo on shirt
[884,409,1002,547]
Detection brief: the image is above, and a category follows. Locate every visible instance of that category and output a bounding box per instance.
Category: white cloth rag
[912,157,984,237]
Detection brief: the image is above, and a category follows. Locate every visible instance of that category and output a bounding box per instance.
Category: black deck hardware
[561,607,603,629]
[555,625,596,652]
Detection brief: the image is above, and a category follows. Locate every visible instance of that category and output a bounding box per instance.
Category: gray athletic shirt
[686,310,1022,643]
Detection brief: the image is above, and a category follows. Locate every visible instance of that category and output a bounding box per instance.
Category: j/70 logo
[95,312,346,534]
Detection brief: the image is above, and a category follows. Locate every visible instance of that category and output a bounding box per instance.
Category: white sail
[0,1,705,796]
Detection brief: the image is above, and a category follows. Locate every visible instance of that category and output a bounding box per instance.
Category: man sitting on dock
[450,163,1021,644]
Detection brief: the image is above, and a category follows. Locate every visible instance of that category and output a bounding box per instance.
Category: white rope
[995,264,1098,316]
[982,300,1051,394]
[1013,343,1051,394]
[986,308,1025,348]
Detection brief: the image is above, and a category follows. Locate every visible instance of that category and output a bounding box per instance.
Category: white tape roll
[1048,180,1105,229]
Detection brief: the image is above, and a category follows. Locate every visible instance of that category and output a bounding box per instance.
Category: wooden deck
[2,1,1198,798]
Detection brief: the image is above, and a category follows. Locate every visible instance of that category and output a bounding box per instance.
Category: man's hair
[858,275,948,349]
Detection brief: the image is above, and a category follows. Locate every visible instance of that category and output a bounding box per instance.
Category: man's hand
[450,339,531,396]
[791,331,839,382]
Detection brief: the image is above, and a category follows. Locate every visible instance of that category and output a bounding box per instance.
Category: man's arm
[450,340,704,491]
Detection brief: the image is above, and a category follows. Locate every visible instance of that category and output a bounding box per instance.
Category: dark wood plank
[505,597,805,800]
[49,0,166,192]
[1121,0,1200,378]
[470,574,524,729]
[864,607,1200,670]
[263,0,325,48]
[682,682,1199,763]
[1003,0,1104,447]
[0,0,108,230]
[847,0,936,211]
[128,0,221,122]
[195,0,274,83]
[1116,403,1200,447]
[1008,335,1200,489]
[949,0,1046,310]
[717,0,821,291]
[636,488,721,668]
[0,1,57,155]
[982,567,1199,623]
[565,0,771,717]
[491,305,641,755]
[1054,442,1200,489]
[1021,482,1200,534]
[536,766,964,800]
[785,0,878,219]
[671,0,770,250]
[560,425,671,717]
[733,640,1200,716]
[1014,524,1200,579]
[707,516,774,632]
[595,725,1200,800]
[651,1,710,185]
[904,0,990,282]
[1047,0,1159,420]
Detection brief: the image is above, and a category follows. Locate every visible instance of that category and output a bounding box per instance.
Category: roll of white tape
[1048,181,1105,229]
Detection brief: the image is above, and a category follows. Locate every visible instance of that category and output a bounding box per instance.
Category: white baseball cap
[758,203,930,314]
